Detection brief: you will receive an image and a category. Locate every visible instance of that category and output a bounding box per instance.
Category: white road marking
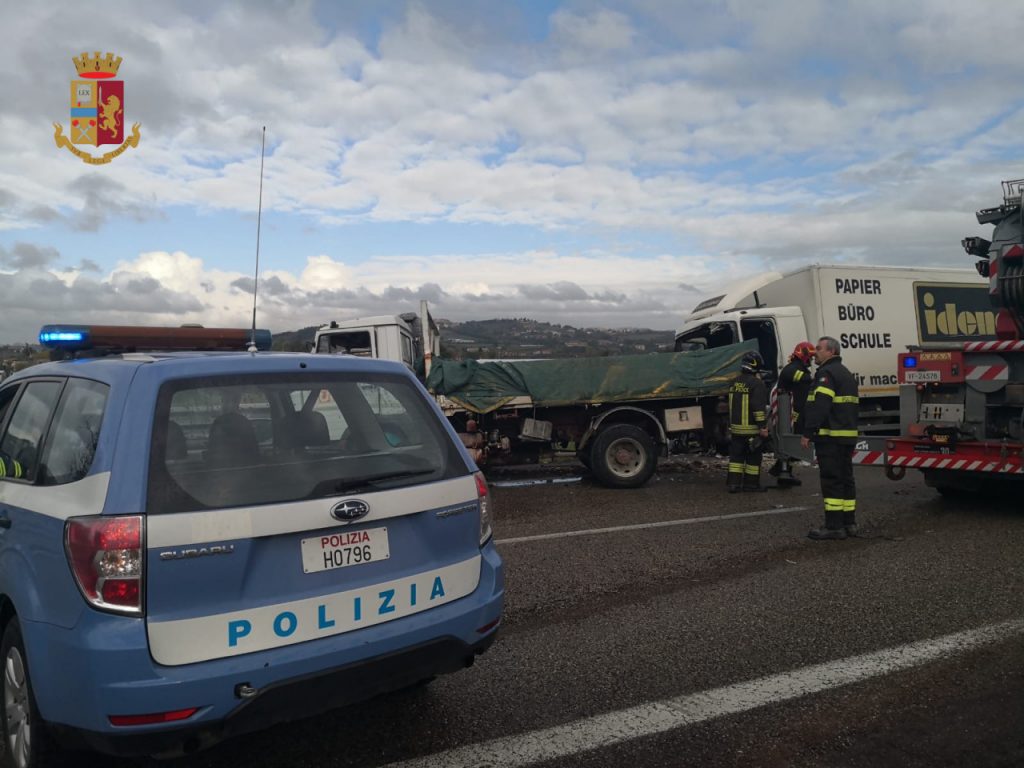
[496,506,808,545]
[385,618,1024,768]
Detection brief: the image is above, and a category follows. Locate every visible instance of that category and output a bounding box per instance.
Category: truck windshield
[674,321,737,351]
[146,372,462,514]
[316,330,373,356]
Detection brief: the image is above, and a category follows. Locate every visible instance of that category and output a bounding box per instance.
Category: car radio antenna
[249,126,266,353]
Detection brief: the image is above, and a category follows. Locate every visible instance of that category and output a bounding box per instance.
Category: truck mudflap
[885,437,1024,476]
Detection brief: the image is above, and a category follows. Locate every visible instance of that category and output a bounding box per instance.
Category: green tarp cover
[425,340,758,414]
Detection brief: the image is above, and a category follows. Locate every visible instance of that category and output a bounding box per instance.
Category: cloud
[1,0,1020,250]
[66,175,159,232]
[230,277,255,294]
[0,0,1020,344]
[550,9,637,55]
[0,243,61,270]
[0,246,738,342]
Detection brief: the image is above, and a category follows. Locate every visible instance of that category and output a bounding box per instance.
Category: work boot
[726,470,743,494]
[774,462,802,487]
[768,460,783,477]
[742,473,767,492]
[808,526,847,540]
[843,511,857,537]
[808,511,847,541]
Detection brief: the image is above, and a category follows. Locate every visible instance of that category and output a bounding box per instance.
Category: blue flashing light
[903,356,917,368]
[40,331,84,343]
[39,325,90,348]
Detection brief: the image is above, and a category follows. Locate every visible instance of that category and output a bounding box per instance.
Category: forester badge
[53,51,141,165]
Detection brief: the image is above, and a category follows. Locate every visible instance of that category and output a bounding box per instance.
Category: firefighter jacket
[803,356,859,444]
[778,359,812,420]
[0,451,23,479]
[728,371,767,436]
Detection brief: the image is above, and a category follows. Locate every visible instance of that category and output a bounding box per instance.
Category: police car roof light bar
[39,324,272,355]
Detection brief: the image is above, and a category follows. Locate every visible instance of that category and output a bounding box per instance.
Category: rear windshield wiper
[307,468,437,498]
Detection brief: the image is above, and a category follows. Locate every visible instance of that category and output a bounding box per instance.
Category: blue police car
[0,326,503,764]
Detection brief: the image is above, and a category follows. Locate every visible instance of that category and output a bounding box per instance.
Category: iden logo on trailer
[53,51,141,165]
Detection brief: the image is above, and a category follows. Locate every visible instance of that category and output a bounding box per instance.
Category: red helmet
[792,341,815,365]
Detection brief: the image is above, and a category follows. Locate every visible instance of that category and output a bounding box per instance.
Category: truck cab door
[740,318,780,387]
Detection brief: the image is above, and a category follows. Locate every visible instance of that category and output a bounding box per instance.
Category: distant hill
[272,318,675,358]
[272,326,319,352]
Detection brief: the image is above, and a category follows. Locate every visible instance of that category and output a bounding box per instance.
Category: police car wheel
[1,620,61,768]
[591,424,657,488]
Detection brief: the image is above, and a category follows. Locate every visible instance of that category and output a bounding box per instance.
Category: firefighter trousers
[727,435,763,489]
[816,442,856,526]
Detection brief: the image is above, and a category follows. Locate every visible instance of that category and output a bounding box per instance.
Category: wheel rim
[4,646,31,768]
[603,437,646,478]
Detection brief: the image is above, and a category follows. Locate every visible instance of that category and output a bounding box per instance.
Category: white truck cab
[314,302,440,373]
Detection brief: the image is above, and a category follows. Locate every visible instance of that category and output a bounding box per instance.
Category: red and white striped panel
[965,363,1010,381]
[852,450,886,466]
[963,340,1024,353]
[888,455,1024,473]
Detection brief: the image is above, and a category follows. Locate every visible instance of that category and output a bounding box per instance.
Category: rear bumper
[50,632,497,757]
[23,543,503,756]
[886,438,1024,475]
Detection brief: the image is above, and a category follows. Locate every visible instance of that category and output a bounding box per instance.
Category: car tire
[1,619,62,768]
[591,424,658,489]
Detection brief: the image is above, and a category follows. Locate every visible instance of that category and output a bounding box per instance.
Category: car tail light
[475,471,493,545]
[65,515,144,616]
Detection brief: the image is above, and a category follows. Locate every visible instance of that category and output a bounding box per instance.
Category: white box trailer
[676,265,994,464]
[678,264,992,403]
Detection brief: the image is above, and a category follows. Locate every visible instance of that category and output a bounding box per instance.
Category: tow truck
[886,179,1024,494]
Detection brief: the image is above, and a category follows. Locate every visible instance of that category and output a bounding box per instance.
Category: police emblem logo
[53,51,141,165]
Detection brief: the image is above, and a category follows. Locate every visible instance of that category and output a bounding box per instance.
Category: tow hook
[235,683,258,699]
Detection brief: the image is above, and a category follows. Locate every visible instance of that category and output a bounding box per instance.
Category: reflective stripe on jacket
[0,455,23,479]
[803,356,859,444]
[728,372,767,436]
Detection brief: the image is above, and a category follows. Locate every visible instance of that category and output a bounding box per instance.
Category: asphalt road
[98,459,1024,767]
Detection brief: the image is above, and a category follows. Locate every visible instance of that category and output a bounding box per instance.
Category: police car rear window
[146,372,463,514]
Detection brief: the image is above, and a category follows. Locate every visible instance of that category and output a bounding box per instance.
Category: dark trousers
[727,435,763,489]
[816,441,856,526]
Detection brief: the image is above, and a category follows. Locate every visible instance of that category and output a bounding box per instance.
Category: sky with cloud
[1,0,1023,343]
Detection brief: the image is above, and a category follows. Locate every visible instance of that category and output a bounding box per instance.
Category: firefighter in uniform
[801,336,859,539]
[0,451,23,479]
[769,341,816,484]
[727,351,769,493]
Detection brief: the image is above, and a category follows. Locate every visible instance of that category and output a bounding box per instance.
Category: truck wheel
[1,619,62,768]
[591,424,657,488]
[577,448,592,470]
